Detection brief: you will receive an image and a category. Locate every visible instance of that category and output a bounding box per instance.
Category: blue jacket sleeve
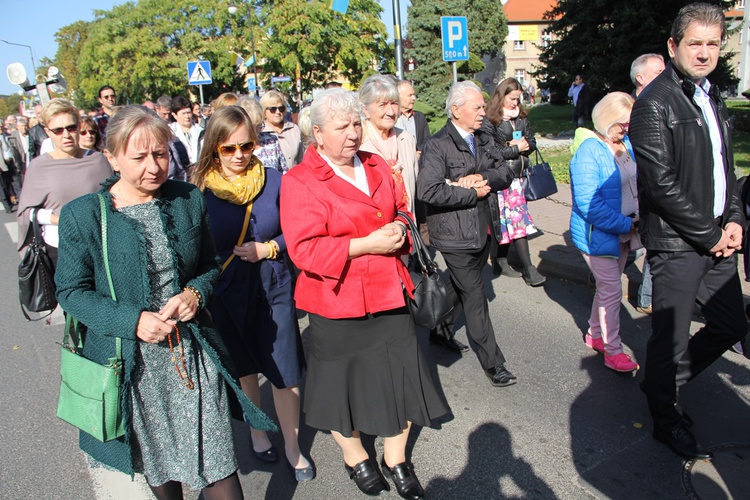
[570,141,632,235]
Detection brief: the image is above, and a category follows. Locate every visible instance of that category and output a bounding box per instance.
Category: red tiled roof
[503,0,558,23]
[503,1,743,22]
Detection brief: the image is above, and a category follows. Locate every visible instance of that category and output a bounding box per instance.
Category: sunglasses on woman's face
[217,140,254,156]
[266,106,284,114]
[48,124,79,135]
[79,129,95,136]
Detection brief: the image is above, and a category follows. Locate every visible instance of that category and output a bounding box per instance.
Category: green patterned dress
[120,201,237,488]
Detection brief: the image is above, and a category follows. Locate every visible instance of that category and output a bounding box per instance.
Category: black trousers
[440,235,505,370]
[0,167,20,210]
[643,250,747,431]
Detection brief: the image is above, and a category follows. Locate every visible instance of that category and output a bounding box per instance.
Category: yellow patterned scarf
[204,157,266,205]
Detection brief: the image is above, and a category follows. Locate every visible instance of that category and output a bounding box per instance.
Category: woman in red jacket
[280,89,446,500]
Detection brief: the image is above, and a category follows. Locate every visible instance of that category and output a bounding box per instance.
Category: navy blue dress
[205,168,305,388]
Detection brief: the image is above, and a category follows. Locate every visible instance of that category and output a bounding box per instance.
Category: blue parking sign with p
[441,16,469,62]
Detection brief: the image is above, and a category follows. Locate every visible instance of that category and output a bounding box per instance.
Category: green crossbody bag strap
[97,193,122,363]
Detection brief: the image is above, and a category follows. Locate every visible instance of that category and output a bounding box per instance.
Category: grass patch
[527,104,579,135]
[728,100,750,177]
[539,146,572,184]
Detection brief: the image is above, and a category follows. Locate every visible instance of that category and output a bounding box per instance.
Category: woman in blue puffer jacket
[569,92,640,373]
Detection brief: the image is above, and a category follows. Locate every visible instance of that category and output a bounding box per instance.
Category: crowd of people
[6,2,748,497]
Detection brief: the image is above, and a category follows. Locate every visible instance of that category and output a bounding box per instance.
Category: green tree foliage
[63,0,252,110]
[405,0,507,114]
[458,52,486,75]
[52,21,90,102]
[535,0,736,104]
[0,94,24,119]
[260,0,389,92]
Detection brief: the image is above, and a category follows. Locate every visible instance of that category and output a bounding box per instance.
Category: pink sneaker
[605,352,639,372]
[584,334,605,354]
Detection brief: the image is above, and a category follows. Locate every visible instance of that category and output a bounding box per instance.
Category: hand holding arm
[709,229,735,258]
[234,241,271,262]
[509,137,530,153]
[349,226,406,258]
[455,174,486,189]
[725,222,743,251]
[136,311,176,344]
[157,288,199,324]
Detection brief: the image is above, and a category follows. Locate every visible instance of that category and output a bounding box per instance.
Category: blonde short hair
[105,105,172,157]
[42,98,78,127]
[237,96,264,127]
[259,90,287,112]
[213,92,238,110]
[591,92,635,138]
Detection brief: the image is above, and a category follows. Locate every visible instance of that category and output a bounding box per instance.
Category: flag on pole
[245,55,255,68]
[229,51,246,74]
[329,0,349,14]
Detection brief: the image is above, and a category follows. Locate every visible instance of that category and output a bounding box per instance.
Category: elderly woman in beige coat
[359,74,419,215]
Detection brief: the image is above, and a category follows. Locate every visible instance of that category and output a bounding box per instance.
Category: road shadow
[567,276,750,499]
[424,422,556,499]
[231,376,318,500]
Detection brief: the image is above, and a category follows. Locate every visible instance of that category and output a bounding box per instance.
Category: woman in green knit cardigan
[55,106,275,500]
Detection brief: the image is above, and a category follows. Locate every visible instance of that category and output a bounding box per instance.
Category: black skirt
[304,307,448,437]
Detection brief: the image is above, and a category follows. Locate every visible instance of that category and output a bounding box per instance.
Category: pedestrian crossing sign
[187,61,212,86]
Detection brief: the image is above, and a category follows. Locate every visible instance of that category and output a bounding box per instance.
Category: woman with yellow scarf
[192,106,312,483]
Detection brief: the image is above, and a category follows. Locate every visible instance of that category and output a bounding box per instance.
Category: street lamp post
[392,0,404,80]
[1,39,37,79]
[228,1,259,96]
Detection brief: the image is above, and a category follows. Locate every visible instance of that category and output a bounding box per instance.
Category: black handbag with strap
[397,211,454,330]
[521,149,558,201]
[18,209,57,320]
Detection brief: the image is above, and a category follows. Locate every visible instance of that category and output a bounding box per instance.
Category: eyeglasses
[79,129,95,136]
[47,124,79,135]
[101,94,116,100]
[217,140,254,156]
[266,106,284,114]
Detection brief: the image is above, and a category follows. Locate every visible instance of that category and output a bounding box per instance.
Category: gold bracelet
[183,285,202,310]
[265,241,277,260]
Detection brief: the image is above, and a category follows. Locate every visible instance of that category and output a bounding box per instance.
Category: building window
[541,31,552,48]
[515,69,526,84]
[738,0,745,8]
[513,40,525,51]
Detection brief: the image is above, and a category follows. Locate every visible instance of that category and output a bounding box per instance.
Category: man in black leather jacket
[629,2,747,461]
[417,81,516,387]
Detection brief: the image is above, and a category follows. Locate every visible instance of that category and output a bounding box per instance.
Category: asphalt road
[2,207,749,499]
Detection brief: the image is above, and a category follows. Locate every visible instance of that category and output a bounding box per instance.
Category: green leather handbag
[56,194,124,442]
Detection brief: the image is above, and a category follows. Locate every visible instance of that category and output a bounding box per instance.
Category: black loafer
[381,459,425,500]
[653,426,712,460]
[345,459,390,496]
[429,332,469,353]
[486,364,517,387]
[253,445,279,463]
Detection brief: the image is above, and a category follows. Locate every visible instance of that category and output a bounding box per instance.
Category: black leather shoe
[429,332,469,352]
[653,426,712,460]
[486,364,517,387]
[381,459,425,500]
[345,459,390,496]
[253,445,279,463]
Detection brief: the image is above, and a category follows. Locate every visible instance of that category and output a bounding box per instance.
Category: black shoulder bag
[397,211,454,330]
[521,150,558,201]
[18,209,58,320]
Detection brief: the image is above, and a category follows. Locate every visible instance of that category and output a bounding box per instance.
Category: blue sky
[0,0,409,98]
